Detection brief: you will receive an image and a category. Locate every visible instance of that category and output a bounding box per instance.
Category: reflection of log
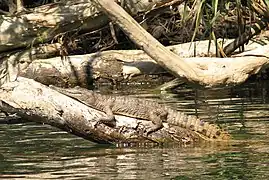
[0,77,205,145]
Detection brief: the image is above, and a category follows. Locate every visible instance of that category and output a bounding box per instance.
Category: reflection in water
[1,81,269,179]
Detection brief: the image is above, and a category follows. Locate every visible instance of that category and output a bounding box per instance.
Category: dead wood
[93,0,199,82]
[12,43,268,88]
[224,19,268,56]
[222,0,269,57]
[0,0,187,86]
[0,0,176,53]
[0,0,103,53]
[1,0,269,87]
[0,77,205,145]
[92,0,269,87]
[2,33,268,87]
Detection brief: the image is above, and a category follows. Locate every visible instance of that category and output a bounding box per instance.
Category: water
[1,81,269,179]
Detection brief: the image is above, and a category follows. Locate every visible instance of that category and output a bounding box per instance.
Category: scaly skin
[50,85,230,141]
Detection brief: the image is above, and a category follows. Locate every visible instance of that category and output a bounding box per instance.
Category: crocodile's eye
[189,125,194,130]
[201,129,207,135]
[215,131,221,136]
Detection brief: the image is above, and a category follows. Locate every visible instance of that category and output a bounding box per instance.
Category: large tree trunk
[14,42,269,88]
[0,77,210,145]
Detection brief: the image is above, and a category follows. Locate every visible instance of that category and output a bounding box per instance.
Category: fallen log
[3,34,269,87]
[0,0,100,53]
[1,0,269,87]
[93,0,199,83]
[92,0,269,87]
[0,0,178,53]
[0,77,211,145]
[12,44,268,87]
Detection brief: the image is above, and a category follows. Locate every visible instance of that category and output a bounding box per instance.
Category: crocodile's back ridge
[50,86,230,141]
[95,94,230,140]
[166,108,230,140]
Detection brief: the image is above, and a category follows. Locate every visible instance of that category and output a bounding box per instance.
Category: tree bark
[0,0,177,53]
[0,77,205,145]
[1,36,268,88]
[15,43,269,87]
[0,0,103,53]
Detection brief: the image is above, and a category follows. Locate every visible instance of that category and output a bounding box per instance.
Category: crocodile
[50,85,230,141]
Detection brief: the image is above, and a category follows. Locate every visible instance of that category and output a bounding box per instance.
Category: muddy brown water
[1,81,269,179]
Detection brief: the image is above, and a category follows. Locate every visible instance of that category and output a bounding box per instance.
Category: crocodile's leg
[94,104,116,128]
[146,111,168,135]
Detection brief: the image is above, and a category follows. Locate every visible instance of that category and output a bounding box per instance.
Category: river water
[0,81,269,179]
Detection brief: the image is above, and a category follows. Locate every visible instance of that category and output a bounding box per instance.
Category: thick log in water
[0,77,210,145]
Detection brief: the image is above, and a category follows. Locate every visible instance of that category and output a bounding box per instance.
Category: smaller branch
[249,0,269,18]
[92,0,269,87]
[224,19,268,56]
[0,9,9,15]
[157,78,185,91]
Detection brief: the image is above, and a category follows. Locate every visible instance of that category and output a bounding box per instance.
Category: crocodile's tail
[167,109,230,141]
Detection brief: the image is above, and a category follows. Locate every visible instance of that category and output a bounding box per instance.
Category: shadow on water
[0,81,269,179]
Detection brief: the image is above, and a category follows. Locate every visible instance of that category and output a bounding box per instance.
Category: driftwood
[0,0,177,53]
[93,0,269,87]
[0,0,188,86]
[0,77,208,145]
[1,0,268,146]
[93,0,199,82]
[0,0,269,87]
[2,38,269,88]
[0,1,100,53]
[12,42,269,87]
[2,24,269,87]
